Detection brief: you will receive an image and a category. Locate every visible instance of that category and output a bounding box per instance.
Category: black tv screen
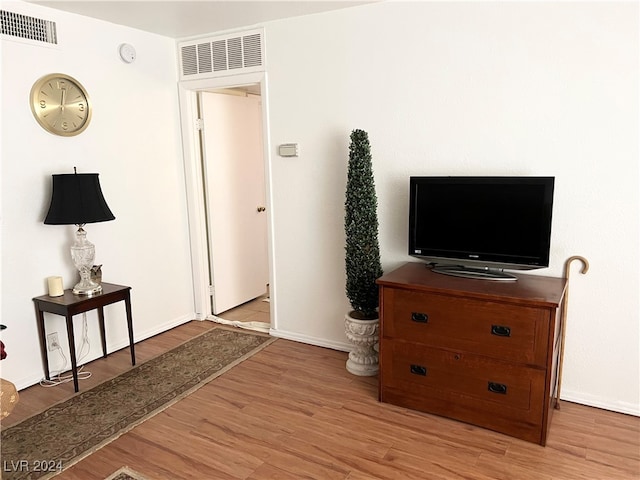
[409,176,555,280]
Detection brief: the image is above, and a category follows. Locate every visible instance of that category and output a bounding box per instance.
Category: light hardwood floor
[217,294,270,325]
[3,321,639,480]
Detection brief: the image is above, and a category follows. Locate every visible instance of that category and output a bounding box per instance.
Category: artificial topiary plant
[344,129,383,320]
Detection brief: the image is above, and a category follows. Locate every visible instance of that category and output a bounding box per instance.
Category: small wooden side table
[33,282,135,392]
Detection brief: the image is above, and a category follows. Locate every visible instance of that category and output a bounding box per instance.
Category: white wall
[1,1,195,388]
[264,2,639,414]
[2,0,637,417]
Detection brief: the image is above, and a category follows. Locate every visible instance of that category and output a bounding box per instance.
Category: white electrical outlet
[47,332,59,351]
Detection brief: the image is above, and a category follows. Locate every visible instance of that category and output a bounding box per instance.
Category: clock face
[30,74,91,136]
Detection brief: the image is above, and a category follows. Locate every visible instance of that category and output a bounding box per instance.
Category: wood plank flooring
[3,321,639,480]
[217,294,271,325]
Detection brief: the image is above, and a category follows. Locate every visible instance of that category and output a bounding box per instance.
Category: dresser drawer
[381,288,550,366]
[380,339,547,442]
[376,263,565,445]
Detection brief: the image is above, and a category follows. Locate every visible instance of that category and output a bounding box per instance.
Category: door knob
[257,206,266,212]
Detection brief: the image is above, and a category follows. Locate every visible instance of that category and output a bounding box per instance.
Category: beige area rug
[104,466,148,480]
[1,327,275,480]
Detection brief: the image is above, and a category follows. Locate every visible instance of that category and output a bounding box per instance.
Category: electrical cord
[39,313,92,387]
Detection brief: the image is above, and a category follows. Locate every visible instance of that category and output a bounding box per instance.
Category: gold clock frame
[30,73,92,137]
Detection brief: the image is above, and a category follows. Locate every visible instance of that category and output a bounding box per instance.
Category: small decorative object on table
[47,276,64,297]
[91,264,103,285]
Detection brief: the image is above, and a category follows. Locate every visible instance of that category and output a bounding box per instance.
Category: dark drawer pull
[491,325,511,337]
[488,382,508,394]
[411,312,429,323]
[410,364,427,376]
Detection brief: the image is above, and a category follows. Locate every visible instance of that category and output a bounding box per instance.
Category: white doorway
[178,72,274,332]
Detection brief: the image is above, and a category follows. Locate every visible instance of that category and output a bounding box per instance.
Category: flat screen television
[408,176,555,281]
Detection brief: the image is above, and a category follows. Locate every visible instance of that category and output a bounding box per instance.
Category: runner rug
[1,327,275,480]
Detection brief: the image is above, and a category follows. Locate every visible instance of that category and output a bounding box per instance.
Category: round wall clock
[30,73,92,136]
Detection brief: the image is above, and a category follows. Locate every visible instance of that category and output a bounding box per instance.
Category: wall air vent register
[0,10,57,44]
[178,29,265,81]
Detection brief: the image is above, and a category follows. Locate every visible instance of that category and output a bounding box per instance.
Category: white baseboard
[268,328,351,352]
[109,313,195,351]
[14,313,196,391]
[561,388,640,416]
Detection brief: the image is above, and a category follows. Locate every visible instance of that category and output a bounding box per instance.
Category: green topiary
[344,129,383,320]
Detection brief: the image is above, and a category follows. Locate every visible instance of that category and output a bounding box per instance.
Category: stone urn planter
[344,312,379,376]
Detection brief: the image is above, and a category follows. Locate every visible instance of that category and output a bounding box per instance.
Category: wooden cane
[554,255,589,409]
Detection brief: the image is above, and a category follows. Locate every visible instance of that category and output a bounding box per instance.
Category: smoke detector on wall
[118,43,136,63]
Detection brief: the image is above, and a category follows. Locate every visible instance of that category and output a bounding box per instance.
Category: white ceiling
[27,1,374,39]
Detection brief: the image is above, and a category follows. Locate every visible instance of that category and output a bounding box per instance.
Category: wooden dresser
[377,262,566,445]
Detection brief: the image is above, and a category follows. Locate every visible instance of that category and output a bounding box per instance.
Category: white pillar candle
[47,276,64,297]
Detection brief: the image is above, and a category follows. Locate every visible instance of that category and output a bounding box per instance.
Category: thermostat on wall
[278,143,299,157]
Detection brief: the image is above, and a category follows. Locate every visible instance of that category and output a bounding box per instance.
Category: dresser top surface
[377,262,566,308]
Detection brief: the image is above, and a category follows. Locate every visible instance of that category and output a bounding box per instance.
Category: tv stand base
[377,262,567,445]
[432,264,517,281]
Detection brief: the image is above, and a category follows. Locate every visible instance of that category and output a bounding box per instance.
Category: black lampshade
[44,173,115,225]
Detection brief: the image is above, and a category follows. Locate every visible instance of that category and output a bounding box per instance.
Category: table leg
[98,306,107,358]
[65,314,79,393]
[124,292,136,366]
[34,304,50,381]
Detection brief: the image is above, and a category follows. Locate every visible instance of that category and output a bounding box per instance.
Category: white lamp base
[71,226,102,296]
[72,281,102,296]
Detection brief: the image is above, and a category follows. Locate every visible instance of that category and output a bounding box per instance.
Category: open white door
[200,91,269,314]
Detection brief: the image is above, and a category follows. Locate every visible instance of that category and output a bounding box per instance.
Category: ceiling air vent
[181,45,197,76]
[197,42,212,73]
[0,10,57,44]
[178,28,265,80]
[242,33,262,68]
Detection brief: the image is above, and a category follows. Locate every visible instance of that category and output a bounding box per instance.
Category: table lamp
[44,170,115,295]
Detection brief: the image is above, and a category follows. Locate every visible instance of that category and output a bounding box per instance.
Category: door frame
[177,72,275,328]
